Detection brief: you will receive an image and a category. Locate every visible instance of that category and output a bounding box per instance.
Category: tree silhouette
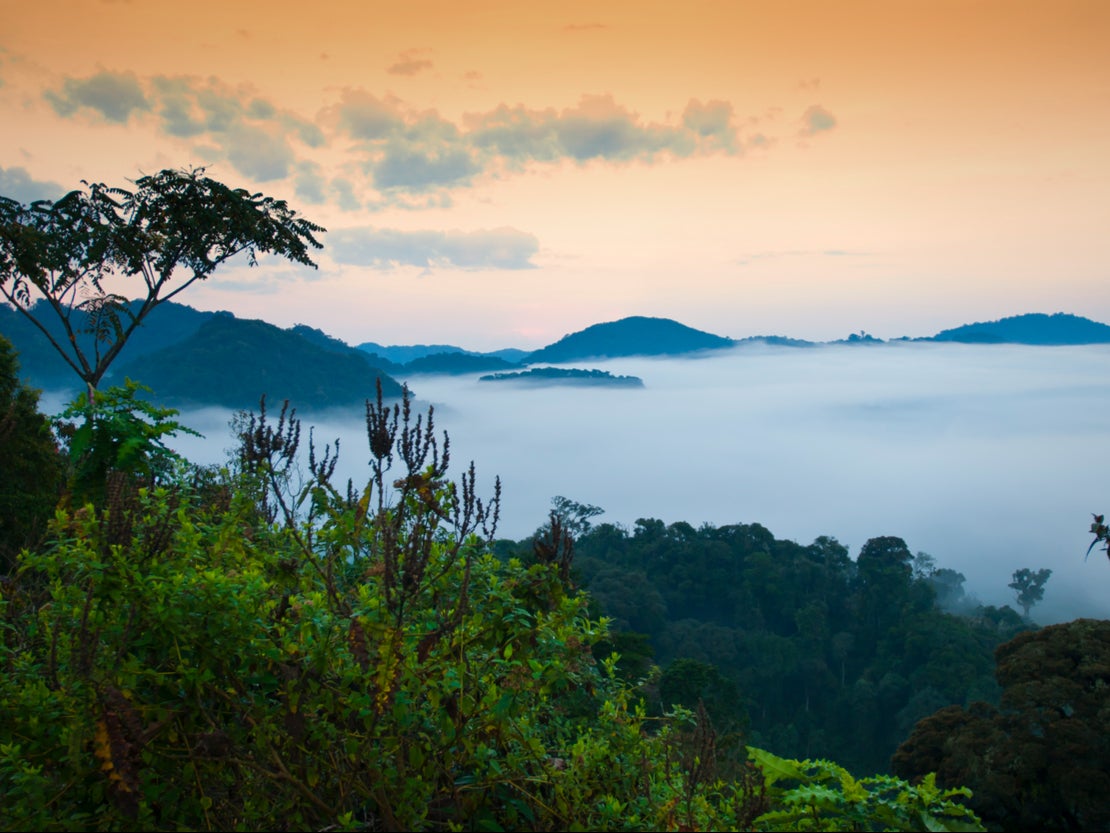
[0,168,323,399]
[1007,568,1051,619]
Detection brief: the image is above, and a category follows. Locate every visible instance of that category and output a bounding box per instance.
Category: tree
[0,335,65,571]
[539,495,604,538]
[0,167,324,400]
[1007,567,1051,619]
[892,619,1110,831]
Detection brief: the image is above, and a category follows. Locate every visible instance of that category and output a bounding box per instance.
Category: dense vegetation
[497,517,1030,778]
[0,335,65,572]
[892,618,1110,830]
[0,370,985,830]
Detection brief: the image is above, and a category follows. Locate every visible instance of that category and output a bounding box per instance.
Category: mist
[54,341,1110,625]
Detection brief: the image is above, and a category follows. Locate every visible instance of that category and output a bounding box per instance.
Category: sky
[2,0,1109,351]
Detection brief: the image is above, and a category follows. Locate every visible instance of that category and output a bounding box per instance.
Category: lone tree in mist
[1008,567,1051,619]
[0,167,324,399]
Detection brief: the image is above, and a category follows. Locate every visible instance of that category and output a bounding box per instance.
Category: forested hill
[926,312,1110,344]
[499,518,1032,778]
[0,299,224,390]
[0,301,405,408]
[116,316,404,410]
[525,316,735,362]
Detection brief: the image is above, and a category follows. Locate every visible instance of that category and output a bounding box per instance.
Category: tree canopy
[0,168,324,396]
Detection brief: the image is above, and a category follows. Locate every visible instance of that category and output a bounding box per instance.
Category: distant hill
[525,316,734,363]
[117,316,405,411]
[401,352,520,375]
[0,299,224,391]
[358,342,470,364]
[928,313,1110,344]
[735,335,816,348]
[291,325,402,372]
[358,341,529,367]
[479,367,644,387]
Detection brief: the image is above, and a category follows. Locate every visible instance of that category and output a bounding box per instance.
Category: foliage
[1087,512,1109,564]
[515,522,1026,775]
[892,619,1110,831]
[0,389,981,831]
[0,335,65,572]
[53,379,200,506]
[1007,568,1051,619]
[749,747,982,831]
[0,167,323,396]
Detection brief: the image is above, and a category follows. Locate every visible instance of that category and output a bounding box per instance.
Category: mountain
[291,325,402,372]
[525,316,734,363]
[401,352,520,375]
[357,342,471,364]
[357,341,528,367]
[927,313,1110,344]
[0,299,223,391]
[117,316,404,411]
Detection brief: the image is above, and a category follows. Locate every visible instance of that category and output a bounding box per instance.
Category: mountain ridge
[4,303,1110,407]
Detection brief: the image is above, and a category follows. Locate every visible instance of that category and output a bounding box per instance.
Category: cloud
[682,99,738,152]
[293,163,363,210]
[331,178,362,212]
[221,122,296,181]
[799,104,837,137]
[328,226,539,270]
[373,141,480,191]
[387,50,434,76]
[44,70,149,123]
[332,91,752,196]
[0,166,65,203]
[40,69,832,209]
[563,23,607,32]
[53,73,319,182]
[466,94,720,165]
[332,90,405,140]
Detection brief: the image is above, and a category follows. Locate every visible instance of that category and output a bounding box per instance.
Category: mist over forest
[49,339,1109,626]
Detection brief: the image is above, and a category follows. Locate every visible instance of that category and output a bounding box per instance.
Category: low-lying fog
[51,342,1110,624]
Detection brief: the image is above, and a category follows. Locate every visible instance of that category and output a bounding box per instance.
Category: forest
[2,169,1107,831]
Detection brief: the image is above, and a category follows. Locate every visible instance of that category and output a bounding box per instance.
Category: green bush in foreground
[0,392,982,831]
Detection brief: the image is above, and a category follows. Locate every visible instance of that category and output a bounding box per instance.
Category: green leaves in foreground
[748,746,983,832]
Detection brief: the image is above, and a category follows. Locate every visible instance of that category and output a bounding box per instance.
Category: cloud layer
[328,226,539,270]
[0,166,65,203]
[40,70,836,210]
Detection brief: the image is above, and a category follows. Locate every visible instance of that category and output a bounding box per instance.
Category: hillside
[0,299,223,391]
[117,316,405,410]
[525,316,734,363]
[401,352,520,375]
[928,312,1110,344]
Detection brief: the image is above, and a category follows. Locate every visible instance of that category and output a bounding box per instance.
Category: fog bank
[52,342,1110,625]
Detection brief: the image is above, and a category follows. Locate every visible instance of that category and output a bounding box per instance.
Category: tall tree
[0,168,324,399]
[1007,567,1051,619]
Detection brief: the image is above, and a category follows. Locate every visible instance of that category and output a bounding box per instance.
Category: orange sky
[2,0,1108,348]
